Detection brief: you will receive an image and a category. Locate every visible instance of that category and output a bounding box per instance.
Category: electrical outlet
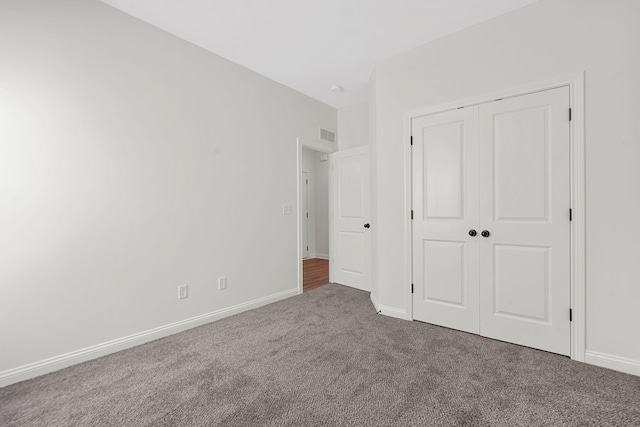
[178,284,188,299]
[282,205,291,215]
[218,277,227,290]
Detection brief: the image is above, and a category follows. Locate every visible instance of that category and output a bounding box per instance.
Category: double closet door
[412,87,571,356]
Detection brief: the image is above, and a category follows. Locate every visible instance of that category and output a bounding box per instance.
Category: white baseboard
[0,288,298,388]
[584,350,640,377]
[370,292,380,312]
[313,253,329,260]
[370,293,408,320]
[378,305,408,320]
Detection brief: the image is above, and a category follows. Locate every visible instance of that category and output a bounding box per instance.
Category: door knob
[364,223,370,229]
[468,229,477,237]
[481,230,490,238]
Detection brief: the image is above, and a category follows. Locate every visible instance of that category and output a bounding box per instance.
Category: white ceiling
[99,0,539,108]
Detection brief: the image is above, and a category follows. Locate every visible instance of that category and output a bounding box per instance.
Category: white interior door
[301,171,309,259]
[411,87,571,355]
[332,146,371,291]
[479,87,571,355]
[412,107,480,334]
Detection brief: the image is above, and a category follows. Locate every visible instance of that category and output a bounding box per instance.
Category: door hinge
[411,210,414,220]
[306,179,308,185]
[306,213,309,218]
[306,245,309,251]
[410,136,413,146]
[569,208,572,221]
[569,108,572,121]
[411,284,414,294]
[569,308,573,322]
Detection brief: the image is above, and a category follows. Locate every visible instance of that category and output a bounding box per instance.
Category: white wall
[0,0,336,380]
[337,101,369,150]
[372,0,640,373]
[300,147,329,259]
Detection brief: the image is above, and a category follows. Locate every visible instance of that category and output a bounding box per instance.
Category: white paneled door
[478,87,571,355]
[332,146,371,291]
[412,87,571,355]
[411,108,480,334]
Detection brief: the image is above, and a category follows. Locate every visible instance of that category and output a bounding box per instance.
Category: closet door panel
[478,87,571,356]
[412,107,480,334]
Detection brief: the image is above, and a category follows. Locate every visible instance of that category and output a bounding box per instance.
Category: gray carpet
[1,284,639,426]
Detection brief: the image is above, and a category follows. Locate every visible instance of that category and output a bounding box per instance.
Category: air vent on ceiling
[319,128,336,143]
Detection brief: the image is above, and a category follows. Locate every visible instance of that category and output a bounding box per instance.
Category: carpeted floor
[1,284,639,426]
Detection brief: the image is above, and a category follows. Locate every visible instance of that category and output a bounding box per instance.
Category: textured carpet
[1,284,639,426]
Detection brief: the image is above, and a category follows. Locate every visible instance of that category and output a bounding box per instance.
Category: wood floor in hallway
[303,258,329,292]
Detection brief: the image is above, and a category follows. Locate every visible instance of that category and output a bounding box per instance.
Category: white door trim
[297,137,337,295]
[301,171,310,259]
[404,72,586,361]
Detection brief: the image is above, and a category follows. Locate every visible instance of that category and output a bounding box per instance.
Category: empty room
[1,0,639,425]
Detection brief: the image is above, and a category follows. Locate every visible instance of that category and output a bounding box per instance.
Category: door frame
[301,171,310,259]
[404,72,586,361]
[297,137,337,295]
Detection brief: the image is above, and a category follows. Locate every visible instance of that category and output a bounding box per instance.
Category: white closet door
[332,146,371,291]
[412,107,480,334]
[478,87,571,355]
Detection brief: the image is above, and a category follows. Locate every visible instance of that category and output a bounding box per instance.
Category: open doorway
[301,146,330,292]
[297,137,336,294]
